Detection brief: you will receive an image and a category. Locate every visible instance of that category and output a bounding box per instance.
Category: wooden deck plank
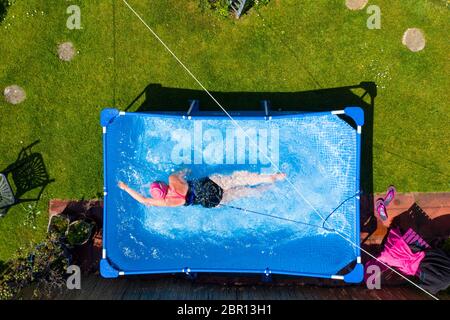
[52,275,441,300]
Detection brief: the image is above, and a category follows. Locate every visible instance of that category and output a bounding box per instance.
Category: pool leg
[261,268,272,283]
[185,272,198,281]
[183,267,198,281]
[187,100,200,117]
[260,100,272,119]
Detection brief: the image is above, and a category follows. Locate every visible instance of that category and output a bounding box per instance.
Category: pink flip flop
[383,185,396,207]
[376,198,388,221]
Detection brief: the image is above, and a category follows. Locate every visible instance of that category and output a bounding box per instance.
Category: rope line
[220,191,361,233]
[121,0,439,300]
[321,191,361,230]
[220,204,335,232]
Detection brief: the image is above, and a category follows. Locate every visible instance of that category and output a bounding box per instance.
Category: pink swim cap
[150,181,169,199]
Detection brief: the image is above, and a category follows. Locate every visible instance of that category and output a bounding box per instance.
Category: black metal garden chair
[0,141,54,217]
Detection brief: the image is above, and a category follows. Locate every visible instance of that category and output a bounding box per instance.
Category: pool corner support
[344,106,365,128]
[100,108,120,127]
[100,258,120,278]
[343,262,364,284]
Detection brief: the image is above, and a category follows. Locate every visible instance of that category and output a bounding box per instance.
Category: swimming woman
[118,170,286,208]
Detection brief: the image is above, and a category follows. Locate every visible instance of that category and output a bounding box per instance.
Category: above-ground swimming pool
[100,104,364,283]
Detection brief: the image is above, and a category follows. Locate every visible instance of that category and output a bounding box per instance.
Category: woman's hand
[118,181,128,191]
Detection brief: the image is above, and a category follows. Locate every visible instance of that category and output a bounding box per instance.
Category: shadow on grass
[0,0,9,24]
[125,82,377,242]
[0,140,54,218]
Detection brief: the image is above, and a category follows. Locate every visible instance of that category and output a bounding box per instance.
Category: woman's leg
[210,171,286,190]
[220,185,272,204]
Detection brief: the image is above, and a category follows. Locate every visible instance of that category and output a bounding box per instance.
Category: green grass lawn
[0,0,449,263]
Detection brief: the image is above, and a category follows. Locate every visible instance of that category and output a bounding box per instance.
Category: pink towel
[402,228,430,249]
[377,228,425,276]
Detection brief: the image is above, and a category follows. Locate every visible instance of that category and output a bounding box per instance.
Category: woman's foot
[271,173,286,182]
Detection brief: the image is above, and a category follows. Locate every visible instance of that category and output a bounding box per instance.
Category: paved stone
[402,28,426,52]
[345,0,368,10]
[3,85,26,105]
[57,42,77,61]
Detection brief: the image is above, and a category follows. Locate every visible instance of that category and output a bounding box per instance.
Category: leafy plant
[0,213,97,299]
[250,0,271,7]
[0,235,70,300]
[199,0,270,18]
[21,203,41,229]
[48,215,69,238]
[66,220,94,247]
[199,0,230,17]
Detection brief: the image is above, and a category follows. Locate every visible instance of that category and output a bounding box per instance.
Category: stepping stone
[402,28,426,52]
[3,85,26,105]
[57,41,76,61]
[345,0,368,10]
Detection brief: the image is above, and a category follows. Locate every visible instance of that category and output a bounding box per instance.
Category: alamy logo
[367,5,381,30]
[66,265,81,290]
[365,265,381,289]
[170,122,279,170]
[66,5,82,30]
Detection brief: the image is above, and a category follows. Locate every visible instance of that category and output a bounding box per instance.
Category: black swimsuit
[185,177,223,208]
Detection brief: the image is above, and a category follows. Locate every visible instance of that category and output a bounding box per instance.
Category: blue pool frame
[100,103,365,283]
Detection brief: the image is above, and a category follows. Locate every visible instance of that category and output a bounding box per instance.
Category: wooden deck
[49,192,450,300]
[56,275,433,300]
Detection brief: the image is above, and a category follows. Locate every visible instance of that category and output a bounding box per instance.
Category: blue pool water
[102,110,361,278]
